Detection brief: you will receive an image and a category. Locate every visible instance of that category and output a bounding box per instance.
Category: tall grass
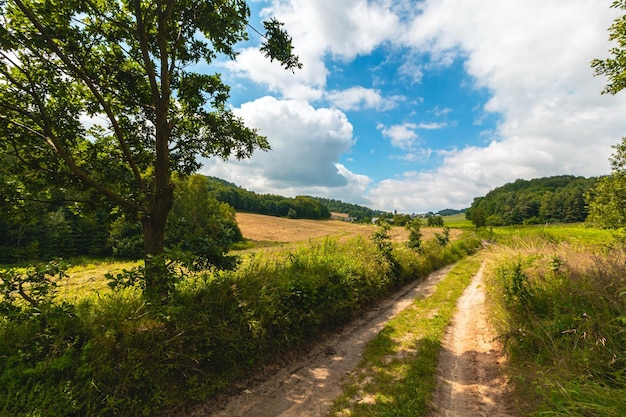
[0,233,481,416]
[485,234,626,416]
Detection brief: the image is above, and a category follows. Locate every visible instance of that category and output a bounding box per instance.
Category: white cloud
[226,0,401,99]
[366,0,626,212]
[418,122,447,130]
[326,86,399,111]
[200,96,372,202]
[378,122,419,150]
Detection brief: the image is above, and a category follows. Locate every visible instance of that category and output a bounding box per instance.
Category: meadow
[0,214,479,417]
[483,226,626,416]
[2,215,622,416]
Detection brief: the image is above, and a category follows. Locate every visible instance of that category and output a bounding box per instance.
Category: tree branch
[12,0,147,191]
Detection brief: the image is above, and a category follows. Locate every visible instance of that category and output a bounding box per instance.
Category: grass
[59,258,140,300]
[0,220,482,417]
[488,222,615,246]
[328,255,483,416]
[441,213,473,229]
[484,230,626,416]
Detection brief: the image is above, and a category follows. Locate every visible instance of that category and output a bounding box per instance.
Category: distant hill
[204,177,385,222]
[465,175,596,225]
[436,208,466,216]
[204,176,380,222]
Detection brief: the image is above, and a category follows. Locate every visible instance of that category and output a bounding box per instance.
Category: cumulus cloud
[378,122,419,150]
[200,96,371,201]
[225,0,400,99]
[326,86,399,111]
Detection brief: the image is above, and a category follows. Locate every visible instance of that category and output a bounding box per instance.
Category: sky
[200,0,626,214]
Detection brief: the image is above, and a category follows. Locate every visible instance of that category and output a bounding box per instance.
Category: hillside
[465,175,596,225]
[205,176,385,222]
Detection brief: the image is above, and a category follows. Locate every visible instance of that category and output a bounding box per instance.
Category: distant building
[330,212,356,222]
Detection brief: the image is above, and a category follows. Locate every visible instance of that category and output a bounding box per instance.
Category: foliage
[166,174,242,271]
[0,231,481,416]
[434,226,450,246]
[587,139,626,228]
[0,260,67,319]
[405,218,423,252]
[469,205,487,228]
[0,175,244,269]
[592,0,626,95]
[466,175,595,226]
[437,208,465,216]
[204,176,332,219]
[426,215,444,227]
[0,0,300,298]
[486,235,626,416]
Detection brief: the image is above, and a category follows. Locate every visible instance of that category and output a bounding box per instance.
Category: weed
[485,231,626,416]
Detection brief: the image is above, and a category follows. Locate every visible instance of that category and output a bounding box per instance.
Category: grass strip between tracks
[328,254,483,417]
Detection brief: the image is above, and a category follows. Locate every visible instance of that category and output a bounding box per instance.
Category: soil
[186,263,513,417]
[428,264,514,417]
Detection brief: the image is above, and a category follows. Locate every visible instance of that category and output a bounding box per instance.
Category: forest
[464,175,596,226]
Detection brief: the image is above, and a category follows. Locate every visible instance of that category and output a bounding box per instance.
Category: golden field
[235,212,458,247]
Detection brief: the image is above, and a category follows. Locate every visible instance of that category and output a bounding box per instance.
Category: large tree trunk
[141,183,174,301]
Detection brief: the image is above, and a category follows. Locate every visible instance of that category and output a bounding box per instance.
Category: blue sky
[201,0,626,213]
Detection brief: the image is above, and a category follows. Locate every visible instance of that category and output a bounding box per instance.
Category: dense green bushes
[486,236,626,416]
[0,231,481,416]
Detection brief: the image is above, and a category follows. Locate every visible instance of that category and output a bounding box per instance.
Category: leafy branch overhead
[0,0,301,299]
[592,0,626,95]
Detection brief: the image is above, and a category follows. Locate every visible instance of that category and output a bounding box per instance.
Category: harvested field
[235,212,460,250]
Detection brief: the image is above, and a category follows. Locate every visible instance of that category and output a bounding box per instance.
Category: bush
[0,234,482,416]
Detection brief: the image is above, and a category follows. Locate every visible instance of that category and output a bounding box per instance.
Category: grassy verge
[328,255,483,416]
[484,233,626,416]
[0,232,481,417]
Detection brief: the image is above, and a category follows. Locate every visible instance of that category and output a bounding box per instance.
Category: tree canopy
[465,176,595,227]
[0,0,300,298]
[592,0,626,95]
[586,140,626,228]
[587,1,626,228]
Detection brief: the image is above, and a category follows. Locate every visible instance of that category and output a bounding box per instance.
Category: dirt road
[188,263,512,416]
[428,264,513,417]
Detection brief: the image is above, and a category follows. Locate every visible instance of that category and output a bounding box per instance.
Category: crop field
[235,212,459,249]
[46,214,458,298]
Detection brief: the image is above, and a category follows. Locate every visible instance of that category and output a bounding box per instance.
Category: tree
[586,140,626,228]
[406,218,423,252]
[426,215,444,227]
[167,174,242,271]
[588,2,626,227]
[469,206,487,229]
[586,174,626,228]
[592,0,626,95]
[0,0,300,299]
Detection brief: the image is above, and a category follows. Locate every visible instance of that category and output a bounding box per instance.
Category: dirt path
[187,263,513,417]
[428,264,513,417]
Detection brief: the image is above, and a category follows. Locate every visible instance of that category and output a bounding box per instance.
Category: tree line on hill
[465,175,596,227]
[0,175,243,266]
[204,177,331,220]
[0,174,385,264]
